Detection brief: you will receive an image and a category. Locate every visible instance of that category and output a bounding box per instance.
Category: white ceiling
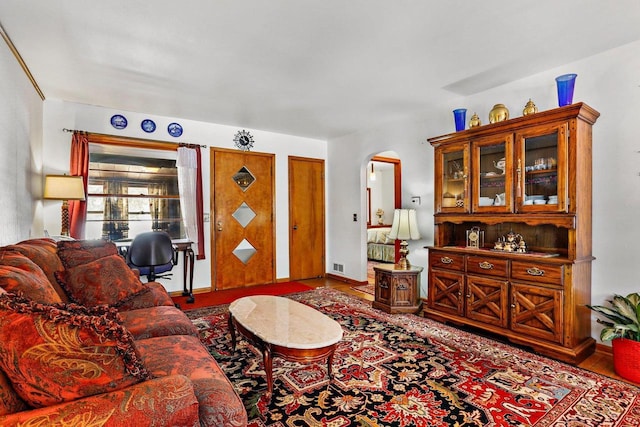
[1,1,640,140]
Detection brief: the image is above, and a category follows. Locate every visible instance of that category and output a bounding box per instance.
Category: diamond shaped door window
[233,239,257,265]
[232,202,256,228]
[232,166,255,192]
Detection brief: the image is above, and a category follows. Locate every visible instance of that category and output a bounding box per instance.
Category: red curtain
[195,146,205,259]
[69,132,89,239]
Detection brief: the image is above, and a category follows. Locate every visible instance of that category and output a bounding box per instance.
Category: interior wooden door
[289,156,325,280]
[212,149,275,290]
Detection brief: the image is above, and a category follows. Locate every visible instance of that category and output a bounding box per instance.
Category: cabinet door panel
[515,123,569,213]
[511,282,563,344]
[466,275,508,328]
[375,270,392,304]
[435,142,470,213]
[472,134,514,213]
[428,269,464,316]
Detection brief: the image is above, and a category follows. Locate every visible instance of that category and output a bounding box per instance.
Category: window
[85,143,184,241]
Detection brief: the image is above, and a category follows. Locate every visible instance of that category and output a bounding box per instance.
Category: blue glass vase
[453,108,467,132]
[555,74,577,106]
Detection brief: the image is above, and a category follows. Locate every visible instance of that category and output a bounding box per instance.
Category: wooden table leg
[327,347,336,380]
[263,343,273,404]
[228,315,237,351]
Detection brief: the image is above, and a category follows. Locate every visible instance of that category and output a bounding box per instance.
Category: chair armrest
[0,375,199,427]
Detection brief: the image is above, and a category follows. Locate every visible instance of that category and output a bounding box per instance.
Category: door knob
[217,221,223,231]
[293,225,298,230]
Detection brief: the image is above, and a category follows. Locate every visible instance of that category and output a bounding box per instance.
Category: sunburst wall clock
[233,130,254,151]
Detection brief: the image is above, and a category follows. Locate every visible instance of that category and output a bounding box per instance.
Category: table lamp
[44,175,85,236]
[388,208,420,269]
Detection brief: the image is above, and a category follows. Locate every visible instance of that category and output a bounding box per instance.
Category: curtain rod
[62,128,207,148]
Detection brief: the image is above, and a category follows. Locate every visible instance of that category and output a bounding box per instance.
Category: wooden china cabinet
[425,103,599,365]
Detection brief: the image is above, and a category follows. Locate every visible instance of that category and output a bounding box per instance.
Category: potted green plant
[588,292,640,383]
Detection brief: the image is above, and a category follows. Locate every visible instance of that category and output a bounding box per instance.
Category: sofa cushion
[56,239,120,269]
[0,294,151,408]
[118,306,199,340]
[55,254,149,307]
[0,369,28,416]
[5,238,68,301]
[114,281,175,310]
[0,251,62,304]
[136,334,248,427]
[0,375,200,427]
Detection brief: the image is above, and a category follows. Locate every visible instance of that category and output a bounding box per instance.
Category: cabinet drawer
[511,261,563,286]
[429,251,464,271]
[466,255,508,277]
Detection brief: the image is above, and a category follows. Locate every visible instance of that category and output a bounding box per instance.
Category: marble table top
[229,295,343,349]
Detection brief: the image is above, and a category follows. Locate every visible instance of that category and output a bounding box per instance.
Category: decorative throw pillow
[0,294,151,408]
[55,254,148,307]
[5,238,67,300]
[56,239,120,269]
[0,251,62,304]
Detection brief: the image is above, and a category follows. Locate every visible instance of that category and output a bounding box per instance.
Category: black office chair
[125,231,177,282]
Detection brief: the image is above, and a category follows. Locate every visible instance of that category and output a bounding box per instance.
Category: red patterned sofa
[0,238,247,427]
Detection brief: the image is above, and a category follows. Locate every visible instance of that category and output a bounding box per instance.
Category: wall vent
[332,263,344,273]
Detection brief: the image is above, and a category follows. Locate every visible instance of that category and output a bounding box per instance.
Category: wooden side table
[372,264,423,314]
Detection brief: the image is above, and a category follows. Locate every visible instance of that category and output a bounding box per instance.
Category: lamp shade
[388,209,420,241]
[44,175,85,200]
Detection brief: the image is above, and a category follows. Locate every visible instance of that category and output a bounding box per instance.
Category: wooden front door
[289,156,325,280]
[212,149,275,290]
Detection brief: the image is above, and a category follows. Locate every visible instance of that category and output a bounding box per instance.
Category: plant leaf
[611,295,637,323]
[600,327,620,341]
[588,304,631,324]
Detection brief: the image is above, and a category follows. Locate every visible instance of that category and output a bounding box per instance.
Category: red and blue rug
[188,288,640,426]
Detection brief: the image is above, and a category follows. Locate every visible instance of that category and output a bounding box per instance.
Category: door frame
[367,155,402,262]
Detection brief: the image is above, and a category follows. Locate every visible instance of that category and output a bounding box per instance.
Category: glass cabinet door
[472,134,513,213]
[516,123,568,212]
[435,142,469,213]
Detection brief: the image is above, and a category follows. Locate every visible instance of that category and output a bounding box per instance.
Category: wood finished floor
[298,276,633,386]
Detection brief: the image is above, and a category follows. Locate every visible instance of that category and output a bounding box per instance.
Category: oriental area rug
[187,288,640,426]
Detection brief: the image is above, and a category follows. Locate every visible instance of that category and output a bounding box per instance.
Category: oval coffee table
[228,295,343,404]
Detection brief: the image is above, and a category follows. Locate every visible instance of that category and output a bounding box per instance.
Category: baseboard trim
[595,342,612,355]
[326,273,367,286]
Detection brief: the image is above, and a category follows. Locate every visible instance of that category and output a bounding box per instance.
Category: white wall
[327,40,640,342]
[0,39,43,245]
[40,100,326,293]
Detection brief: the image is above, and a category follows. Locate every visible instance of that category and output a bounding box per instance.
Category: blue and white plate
[110,114,128,129]
[141,119,156,133]
[167,122,183,137]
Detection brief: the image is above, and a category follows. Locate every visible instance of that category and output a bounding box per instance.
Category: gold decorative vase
[469,112,481,128]
[523,99,538,116]
[489,104,509,123]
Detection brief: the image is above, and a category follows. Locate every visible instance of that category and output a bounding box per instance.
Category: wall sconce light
[369,163,376,181]
[388,209,421,269]
[44,175,85,236]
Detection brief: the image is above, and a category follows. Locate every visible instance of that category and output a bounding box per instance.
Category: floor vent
[332,263,344,273]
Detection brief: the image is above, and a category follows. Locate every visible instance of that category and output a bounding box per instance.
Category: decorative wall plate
[233,130,254,151]
[141,119,156,133]
[110,114,128,129]
[167,122,183,137]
